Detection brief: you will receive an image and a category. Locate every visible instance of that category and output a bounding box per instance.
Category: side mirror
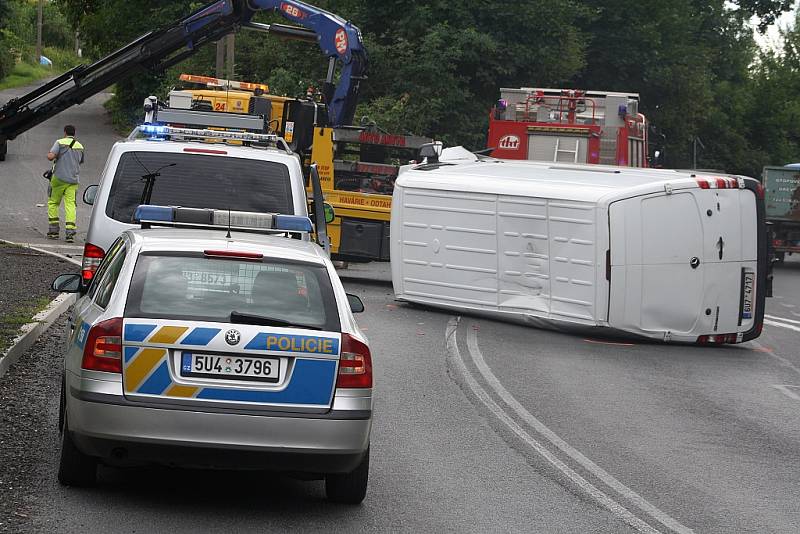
[52,273,83,293]
[83,184,98,205]
[324,202,335,224]
[346,293,364,313]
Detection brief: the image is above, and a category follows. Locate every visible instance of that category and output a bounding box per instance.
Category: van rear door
[608,178,765,343]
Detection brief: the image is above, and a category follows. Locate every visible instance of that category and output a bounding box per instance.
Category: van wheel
[58,414,97,487]
[325,448,369,504]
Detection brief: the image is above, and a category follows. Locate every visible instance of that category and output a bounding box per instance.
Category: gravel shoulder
[0,244,77,353]
[0,317,65,533]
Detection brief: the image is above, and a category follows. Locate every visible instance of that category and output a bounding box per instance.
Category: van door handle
[717,237,724,260]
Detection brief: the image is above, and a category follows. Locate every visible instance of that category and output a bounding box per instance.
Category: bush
[0,38,13,81]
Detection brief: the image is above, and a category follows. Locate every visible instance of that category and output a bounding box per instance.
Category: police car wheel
[325,447,369,504]
[57,413,97,487]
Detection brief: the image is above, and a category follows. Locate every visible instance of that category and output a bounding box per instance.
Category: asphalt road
[1,80,799,533]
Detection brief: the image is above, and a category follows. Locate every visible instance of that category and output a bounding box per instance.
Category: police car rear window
[106,152,293,223]
[125,254,340,332]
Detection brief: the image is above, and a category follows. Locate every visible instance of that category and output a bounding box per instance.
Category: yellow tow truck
[172,73,432,261]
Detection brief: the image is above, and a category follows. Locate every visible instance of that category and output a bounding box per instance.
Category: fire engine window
[106,152,294,223]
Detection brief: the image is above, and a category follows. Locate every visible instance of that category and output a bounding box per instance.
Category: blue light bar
[141,124,168,136]
[134,205,174,222]
[274,215,313,233]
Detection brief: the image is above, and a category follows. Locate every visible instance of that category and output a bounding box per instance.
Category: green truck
[762,165,800,262]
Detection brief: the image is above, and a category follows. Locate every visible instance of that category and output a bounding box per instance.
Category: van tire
[325,448,369,504]
[57,414,97,487]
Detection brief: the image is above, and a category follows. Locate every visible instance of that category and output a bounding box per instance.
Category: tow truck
[0,0,367,161]
[168,71,434,262]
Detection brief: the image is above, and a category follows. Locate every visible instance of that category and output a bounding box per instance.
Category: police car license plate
[741,270,755,320]
[181,352,280,382]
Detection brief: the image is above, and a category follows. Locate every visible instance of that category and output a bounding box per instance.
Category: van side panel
[393,186,598,324]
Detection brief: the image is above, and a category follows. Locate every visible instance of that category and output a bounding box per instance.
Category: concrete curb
[0,239,81,379]
[0,292,76,379]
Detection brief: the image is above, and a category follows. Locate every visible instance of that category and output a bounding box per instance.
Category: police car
[51,206,372,504]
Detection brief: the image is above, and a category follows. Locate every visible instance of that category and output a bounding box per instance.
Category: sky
[753,2,798,51]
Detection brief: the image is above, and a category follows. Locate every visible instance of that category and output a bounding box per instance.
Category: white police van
[52,206,371,504]
[80,103,323,285]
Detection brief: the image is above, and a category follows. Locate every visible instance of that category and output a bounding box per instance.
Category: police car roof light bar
[133,205,313,234]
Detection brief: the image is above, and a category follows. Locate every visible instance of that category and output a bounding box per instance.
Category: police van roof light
[274,214,313,233]
[135,205,174,222]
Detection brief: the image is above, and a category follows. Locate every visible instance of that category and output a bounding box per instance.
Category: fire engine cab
[487,88,648,168]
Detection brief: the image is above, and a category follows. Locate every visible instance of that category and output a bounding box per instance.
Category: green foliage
[55,0,800,175]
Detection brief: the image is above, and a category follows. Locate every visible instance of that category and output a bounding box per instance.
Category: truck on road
[762,166,800,263]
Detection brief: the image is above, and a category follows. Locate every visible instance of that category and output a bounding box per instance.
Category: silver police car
[52,208,372,504]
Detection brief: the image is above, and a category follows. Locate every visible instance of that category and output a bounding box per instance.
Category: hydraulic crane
[0,0,367,161]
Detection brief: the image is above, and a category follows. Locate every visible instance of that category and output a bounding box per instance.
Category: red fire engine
[488,88,648,167]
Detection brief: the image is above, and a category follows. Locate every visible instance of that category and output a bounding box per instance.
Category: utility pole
[35,0,44,63]
[225,34,235,80]
[215,40,225,78]
[692,136,705,170]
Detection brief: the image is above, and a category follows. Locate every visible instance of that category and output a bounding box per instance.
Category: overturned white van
[390,150,767,344]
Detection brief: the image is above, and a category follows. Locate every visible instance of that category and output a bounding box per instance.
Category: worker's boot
[65,229,76,243]
[47,223,59,240]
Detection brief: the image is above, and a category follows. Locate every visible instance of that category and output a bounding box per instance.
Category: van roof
[397,157,737,204]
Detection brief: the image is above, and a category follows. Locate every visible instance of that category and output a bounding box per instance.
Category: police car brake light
[82,317,123,373]
[204,250,264,260]
[336,334,372,388]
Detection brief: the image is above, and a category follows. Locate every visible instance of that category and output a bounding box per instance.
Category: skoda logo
[225,329,241,346]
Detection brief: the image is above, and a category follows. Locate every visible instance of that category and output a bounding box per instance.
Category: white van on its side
[390,150,767,344]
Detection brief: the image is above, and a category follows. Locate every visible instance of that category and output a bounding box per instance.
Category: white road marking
[464,324,694,534]
[772,385,800,401]
[444,318,663,534]
[779,303,797,308]
[764,319,800,334]
[765,314,800,326]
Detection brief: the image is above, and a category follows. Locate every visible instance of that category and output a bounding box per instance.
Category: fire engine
[487,88,648,167]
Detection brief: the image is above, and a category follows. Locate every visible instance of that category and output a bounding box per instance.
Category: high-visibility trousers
[48,176,78,235]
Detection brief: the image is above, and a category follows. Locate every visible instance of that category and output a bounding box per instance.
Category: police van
[391,146,768,344]
[52,206,371,503]
[80,100,326,284]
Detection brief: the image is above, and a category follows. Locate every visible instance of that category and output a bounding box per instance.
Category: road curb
[0,292,76,379]
[0,239,81,380]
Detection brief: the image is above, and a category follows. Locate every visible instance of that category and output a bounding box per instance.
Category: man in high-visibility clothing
[46,125,84,242]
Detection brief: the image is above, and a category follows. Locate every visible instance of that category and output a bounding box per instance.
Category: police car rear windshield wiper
[230,311,321,330]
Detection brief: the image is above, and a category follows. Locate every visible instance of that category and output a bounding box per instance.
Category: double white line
[764,314,800,333]
[446,317,694,534]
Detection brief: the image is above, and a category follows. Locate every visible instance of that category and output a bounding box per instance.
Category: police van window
[87,238,125,300]
[125,254,340,332]
[94,246,128,309]
[106,152,294,223]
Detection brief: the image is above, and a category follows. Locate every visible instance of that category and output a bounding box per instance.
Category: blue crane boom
[0,0,367,161]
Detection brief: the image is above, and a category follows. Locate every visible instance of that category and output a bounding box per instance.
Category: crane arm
[0,0,366,159]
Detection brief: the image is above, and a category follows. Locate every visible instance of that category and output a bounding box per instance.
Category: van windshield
[106,151,294,223]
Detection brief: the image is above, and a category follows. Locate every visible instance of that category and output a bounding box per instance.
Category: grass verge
[0,62,55,91]
[0,297,52,354]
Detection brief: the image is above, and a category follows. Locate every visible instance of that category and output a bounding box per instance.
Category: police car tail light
[336,334,372,388]
[81,242,105,282]
[82,317,123,373]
